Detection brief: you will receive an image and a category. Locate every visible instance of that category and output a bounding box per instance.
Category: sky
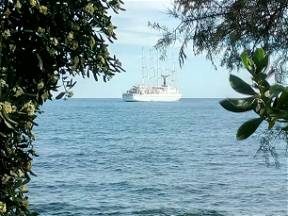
[73,0,251,98]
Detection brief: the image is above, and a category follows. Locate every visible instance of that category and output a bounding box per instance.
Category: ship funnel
[161,75,169,87]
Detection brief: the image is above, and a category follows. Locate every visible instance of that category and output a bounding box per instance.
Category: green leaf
[281,124,288,131]
[220,97,255,112]
[253,72,270,91]
[240,51,254,72]
[29,171,37,177]
[0,111,16,130]
[1,110,18,126]
[254,72,267,81]
[36,53,43,71]
[55,92,65,99]
[269,84,285,97]
[237,118,263,140]
[229,74,256,95]
[277,88,288,109]
[252,48,268,74]
[0,132,7,137]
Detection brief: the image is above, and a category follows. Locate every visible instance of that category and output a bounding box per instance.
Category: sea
[29,99,288,216]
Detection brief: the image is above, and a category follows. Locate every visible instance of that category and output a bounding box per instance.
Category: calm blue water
[30,99,288,216]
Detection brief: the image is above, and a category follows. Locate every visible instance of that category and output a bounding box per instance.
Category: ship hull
[122,93,181,102]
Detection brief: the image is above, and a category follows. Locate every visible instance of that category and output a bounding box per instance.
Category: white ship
[122,75,181,102]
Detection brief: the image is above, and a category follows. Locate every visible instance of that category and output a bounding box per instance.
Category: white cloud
[111,0,177,46]
[116,32,159,46]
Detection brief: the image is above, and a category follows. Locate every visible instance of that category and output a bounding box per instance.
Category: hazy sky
[73,0,250,98]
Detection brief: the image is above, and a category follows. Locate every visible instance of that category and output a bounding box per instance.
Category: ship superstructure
[122,75,181,102]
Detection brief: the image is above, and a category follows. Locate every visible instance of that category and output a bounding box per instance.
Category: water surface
[30,99,288,216]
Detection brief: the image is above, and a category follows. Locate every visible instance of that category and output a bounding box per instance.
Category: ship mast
[141,48,145,85]
[172,62,176,84]
[157,49,159,87]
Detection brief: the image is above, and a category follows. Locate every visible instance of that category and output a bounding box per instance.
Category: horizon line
[70,97,228,99]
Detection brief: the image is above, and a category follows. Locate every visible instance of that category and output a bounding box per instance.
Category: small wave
[178,209,226,216]
[131,209,226,216]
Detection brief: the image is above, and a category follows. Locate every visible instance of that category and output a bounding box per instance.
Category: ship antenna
[172,62,176,83]
[172,53,177,84]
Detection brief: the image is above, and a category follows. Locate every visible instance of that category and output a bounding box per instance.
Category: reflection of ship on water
[122,50,181,102]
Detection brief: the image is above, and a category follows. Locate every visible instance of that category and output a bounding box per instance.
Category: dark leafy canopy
[0,0,124,102]
[151,0,288,70]
[0,0,124,215]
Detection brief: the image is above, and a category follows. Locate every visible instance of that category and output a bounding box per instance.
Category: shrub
[0,0,124,215]
[220,48,288,140]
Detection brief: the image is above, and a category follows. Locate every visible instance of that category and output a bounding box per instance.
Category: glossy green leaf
[277,88,288,109]
[229,74,256,95]
[252,48,268,74]
[269,84,285,97]
[237,118,263,140]
[240,51,254,72]
[254,72,267,81]
[220,97,255,112]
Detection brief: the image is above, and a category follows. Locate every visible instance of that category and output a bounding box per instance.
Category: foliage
[255,128,288,168]
[151,1,288,147]
[220,48,288,140]
[150,0,288,71]
[0,0,124,215]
